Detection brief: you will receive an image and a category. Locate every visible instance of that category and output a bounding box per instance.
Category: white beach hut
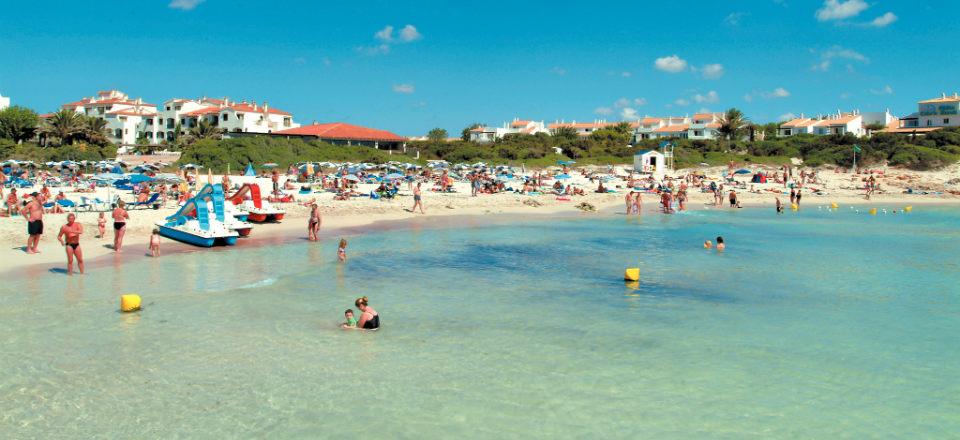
[633,149,666,176]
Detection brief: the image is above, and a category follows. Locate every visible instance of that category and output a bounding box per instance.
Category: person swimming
[716,236,725,251]
[341,309,358,329]
[355,296,380,330]
[704,240,713,249]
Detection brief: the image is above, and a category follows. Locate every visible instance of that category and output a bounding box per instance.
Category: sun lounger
[130,193,160,209]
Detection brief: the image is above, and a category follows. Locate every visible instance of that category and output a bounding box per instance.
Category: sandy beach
[2,163,957,275]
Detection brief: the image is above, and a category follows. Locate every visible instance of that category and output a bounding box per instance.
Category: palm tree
[40,109,84,146]
[717,108,748,147]
[81,116,110,145]
[610,121,633,135]
[183,119,225,146]
[553,126,578,141]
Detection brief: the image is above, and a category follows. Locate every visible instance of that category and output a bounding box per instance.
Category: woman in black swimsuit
[355,296,380,330]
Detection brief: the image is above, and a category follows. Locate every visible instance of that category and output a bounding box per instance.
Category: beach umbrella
[385,173,404,180]
[343,175,360,182]
[128,174,155,184]
[181,163,203,170]
[261,163,279,168]
[153,173,183,184]
[734,169,752,175]
[555,174,572,180]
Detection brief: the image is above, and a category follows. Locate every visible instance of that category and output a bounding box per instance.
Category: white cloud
[655,55,688,73]
[743,93,754,103]
[399,25,422,42]
[840,92,852,99]
[815,0,868,21]
[595,107,614,116]
[763,87,791,99]
[621,71,632,78]
[169,0,204,10]
[693,91,719,104]
[870,85,894,95]
[614,98,631,108]
[374,25,394,42]
[358,44,391,56]
[779,112,798,121]
[724,12,745,26]
[811,46,868,71]
[674,98,690,106]
[620,108,641,120]
[700,63,725,79]
[551,66,567,76]
[633,98,647,106]
[871,12,898,27]
[392,84,415,94]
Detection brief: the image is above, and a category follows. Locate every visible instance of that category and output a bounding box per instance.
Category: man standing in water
[411,182,425,214]
[57,213,84,275]
[20,192,44,254]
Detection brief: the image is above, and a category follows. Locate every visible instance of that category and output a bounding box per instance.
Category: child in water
[149,228,161,257]
[341,309,358,328]
[703,240,713,249]
[716,236,725,251]
[337,238,347,262]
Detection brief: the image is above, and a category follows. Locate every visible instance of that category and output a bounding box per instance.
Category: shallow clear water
[2,205,959,438]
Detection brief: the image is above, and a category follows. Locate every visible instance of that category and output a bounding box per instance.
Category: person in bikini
[57,213,84,275]
[112,200,130,252]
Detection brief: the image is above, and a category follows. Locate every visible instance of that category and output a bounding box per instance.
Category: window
[927,120,932,126]
[944,118,950,125]
[166,106,171,111]
[114,129,122,138]
[166,118,174,129]
[222,114,228,121]
[146,118,153,125]
[146,132,153,139]
[693,130,703,137]
[124,128,128,134]
[784,129,792,135]
[175,105,181,111]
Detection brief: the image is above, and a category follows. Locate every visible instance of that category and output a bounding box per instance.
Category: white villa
[468,118,549,142]
[54,90,299,145]
[778,110,897,138]
[61,90,159,145]
[547,120,619,137]
[882,93,960,134]
[0,93,9,111]
[633,113,723,142]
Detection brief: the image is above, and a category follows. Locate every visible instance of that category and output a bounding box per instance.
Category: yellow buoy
[120,294,141,313]
[791,203,799,211]
[624,268,640,282]
[830,202,839,209]
[869,208,877,215]
[904,206,913,212]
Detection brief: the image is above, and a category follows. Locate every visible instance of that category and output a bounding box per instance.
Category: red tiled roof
[877,126,942,134]
[653,124,689,133]
[640,117,662,124]
[693,112,719,120]
[107,108,158,116]
[180,107,222,117]
[227,103,291,116]
[510,120,532,128]
[39,113,55,118]
[63,98,156,108]
[275,122,404,142]
[548,122,614,129]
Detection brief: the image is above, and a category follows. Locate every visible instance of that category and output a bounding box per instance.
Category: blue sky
[0,0,955,135]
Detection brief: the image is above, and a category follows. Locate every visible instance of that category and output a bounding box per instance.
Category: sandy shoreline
[2,165,957,276]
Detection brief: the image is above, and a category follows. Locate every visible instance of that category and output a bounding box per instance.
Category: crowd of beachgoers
[0,158,958,275]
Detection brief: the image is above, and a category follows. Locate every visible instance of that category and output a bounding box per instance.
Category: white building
[55,91,299,145]
[0,93,9,111]
[158,96,299,143]
[547,120,620,137]
[633,149,666,175]
[62,90,159,145]
[778,110,896,138]
[633,113,722,142]
[468,118,548,142]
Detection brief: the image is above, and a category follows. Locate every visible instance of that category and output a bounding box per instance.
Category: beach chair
[130,193,160,209]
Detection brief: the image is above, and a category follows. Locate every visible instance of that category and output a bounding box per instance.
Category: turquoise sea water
[1,205,959,438]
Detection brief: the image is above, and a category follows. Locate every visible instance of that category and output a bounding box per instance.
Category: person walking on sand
[57,213,84,275]
[148,228,161,257]
[308,203,321,241]
[20,192,44,254]
[625,191,634,215]
[411,182,425,214]
[97,212,106,238]
[112,200,130,252]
